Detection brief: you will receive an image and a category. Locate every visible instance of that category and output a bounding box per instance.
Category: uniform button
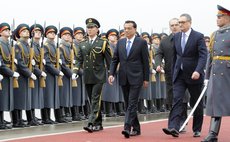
[214,41,216,43]
[86,60,88,62]
[214,51,216,54]
[226,30,229,32]
[213,73,215,76]
[93,60,95,62]
[221,50,223,53]
[220,62,223,64]
[221,73,224,75]
[86,67,88,68]
[222,39,225,42]
[86,55,88,56]
[93,66,95,68]
[213,62,215,65]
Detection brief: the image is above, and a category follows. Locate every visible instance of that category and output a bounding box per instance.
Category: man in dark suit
[108,20,149,138]
[162,14,207,138]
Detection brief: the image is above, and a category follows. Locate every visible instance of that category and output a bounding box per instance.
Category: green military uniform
[76,18,111,132]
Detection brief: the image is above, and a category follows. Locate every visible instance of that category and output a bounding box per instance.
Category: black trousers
[122,83,142,132]
[168,70,203,132]
[85,83,103,126]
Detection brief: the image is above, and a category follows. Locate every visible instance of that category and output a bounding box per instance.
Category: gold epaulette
[102,40,107,53]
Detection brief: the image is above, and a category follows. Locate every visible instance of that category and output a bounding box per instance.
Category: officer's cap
[45,25,57,37]
[74,27,85,36]
[86,18,100,28]
[59,27,73,38]
[141,32,150,38]
[151,33,161,39]
[0,22,10,33]
[119,29,125,37]
[30,24,44,35]
[106,29,119,39]
[15,23,30,38]
[217,5,230,17]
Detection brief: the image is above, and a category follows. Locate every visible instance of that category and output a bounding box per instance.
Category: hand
[204,79,209,86]
[108,75,114,85]
[14,59,18,64]
[152,59,155,64]
[73,60,76,64]
[43,59,46,65]
[152,69,156,74]
[59,71,64,76]
[161,70,165,74]
[72,73,77,80]
[41,71,47,78]
[30,73,37,80]
[143,81,149,88]
[31,59,36,66]
[0,74,3,81]
[13,72,20,78]
[156,66,161,72]
[191,71,200,80]
[59,59,62,65]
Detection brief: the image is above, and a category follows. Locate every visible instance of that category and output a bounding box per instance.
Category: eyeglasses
[170,24,179,27]
[178,21,188,24]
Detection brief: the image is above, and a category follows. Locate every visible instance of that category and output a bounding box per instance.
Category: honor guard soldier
[72,27,87,121]
[75,18,112,132]
[57,27,76,123]
[0,22,20,129]
[202,5,230,142]
[42,25,63,124]
[13,24,37,127]
[28,24,46,126]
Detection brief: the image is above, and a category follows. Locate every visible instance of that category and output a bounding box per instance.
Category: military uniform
[76,18,111,132]
[0,23,15,129]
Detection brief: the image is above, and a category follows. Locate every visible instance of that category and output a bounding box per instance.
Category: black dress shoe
[130,130,141,136]
[201,132,217,142]
[193,131,201,137]
[122,130,130,138]
[93,125,103,131]
[0,124,12,129]
[162,128,179,137]
[83,125,93,133]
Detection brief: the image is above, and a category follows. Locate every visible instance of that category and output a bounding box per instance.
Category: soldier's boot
[159,99,167,112]
[55,108,68,123]
[83,101,90,119]
[26,110,39,126]
[41,108,48,124]
[201,117,221,142]
[115,102,125,116]
[104,102,112,117]
[79,106,86,120]
[138,100,147,114]
[64,107,72,122]
[18,110,29,127]
[0,111,11,129]
[12,110,23,128]
[71,106,81,121]
[47,108,57,124]
[32,109,43,125]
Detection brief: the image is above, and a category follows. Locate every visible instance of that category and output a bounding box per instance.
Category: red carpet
[6,116,230,142]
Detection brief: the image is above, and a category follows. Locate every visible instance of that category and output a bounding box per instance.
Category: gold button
[221,73,224,75]
[221,51,223,53]
[222,39,225,42]
[214,41,216,43]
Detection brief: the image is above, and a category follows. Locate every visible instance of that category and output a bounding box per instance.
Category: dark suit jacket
[172,29,207,84]
[110,36,149,86]
[155,33,174,75]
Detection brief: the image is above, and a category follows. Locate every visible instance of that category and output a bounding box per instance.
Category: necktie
[126,40,131,56]
[181,32,186,53]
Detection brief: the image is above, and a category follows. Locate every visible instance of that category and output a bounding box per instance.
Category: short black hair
[124,20,137,29]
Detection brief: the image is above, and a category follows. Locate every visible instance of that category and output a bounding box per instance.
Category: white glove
[152,69,156,74]
[43,59,46,65]
[30,73,37,80]
[41,71,47,78]
[73,60,76,64]
[72,73,77,80]
[161,70,165,73]
[152,59,155,64]
[31,59,36,66]
[13,72,20,78]
[0,74,3,81]
[59,59,62,65]
[204,79,209,86]
[14,59,18,64]
[59,71,64,76]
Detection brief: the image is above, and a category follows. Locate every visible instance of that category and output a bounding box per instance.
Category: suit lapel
[121,38,127,59]
[128,37,137,57]
[183,30,193,54]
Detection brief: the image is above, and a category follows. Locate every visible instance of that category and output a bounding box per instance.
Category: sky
[1,0,229,36]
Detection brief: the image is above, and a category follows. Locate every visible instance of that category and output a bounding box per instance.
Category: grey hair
[169,18,179,24]
[180,13,192,22]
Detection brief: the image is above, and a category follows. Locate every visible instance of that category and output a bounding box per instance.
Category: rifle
[11,19,19,88]
[57,22,63,86]
[29,22,35,88]
[39,22,46,88]
[71,25,77,87]
[149,45,156,82]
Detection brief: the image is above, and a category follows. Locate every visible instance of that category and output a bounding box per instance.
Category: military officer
[27,24,46,126]
[42,25,63,124]
[202,5,230,142]
[75,18,112,133]
[0,22,20,129]
[13,24,37,127]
